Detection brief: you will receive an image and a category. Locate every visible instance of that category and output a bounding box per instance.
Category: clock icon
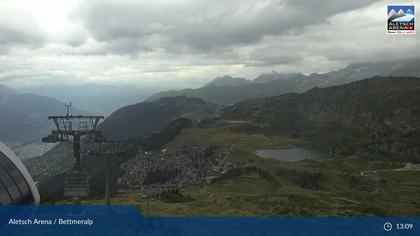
[384,222,393,232]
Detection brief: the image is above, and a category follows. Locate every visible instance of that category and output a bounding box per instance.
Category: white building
[0,142,40,205]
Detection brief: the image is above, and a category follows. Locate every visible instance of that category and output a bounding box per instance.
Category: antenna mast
[65,102,72,117]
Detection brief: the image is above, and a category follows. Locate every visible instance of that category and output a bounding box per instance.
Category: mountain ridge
[0,84,84,142]
[204,75,251,87]
[222,76,420,162]
[99,96,218,140]
[147,59,420,105]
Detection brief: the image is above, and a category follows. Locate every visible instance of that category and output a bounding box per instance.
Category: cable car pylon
[42,103,104,204]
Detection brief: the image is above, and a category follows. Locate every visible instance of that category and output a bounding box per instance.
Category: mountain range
[99,75,420,163]
[0,84,83,143]
[204,76,251,87]
[4,58,420,145]
[18,84,162,115]
[147,59,420,105]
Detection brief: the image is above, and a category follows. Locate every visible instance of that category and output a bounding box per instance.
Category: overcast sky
[0,0,419,89]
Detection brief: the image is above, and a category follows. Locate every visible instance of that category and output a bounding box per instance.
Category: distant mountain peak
[204,75,251,87]
[254,72,303,83]
[0,84,19,95]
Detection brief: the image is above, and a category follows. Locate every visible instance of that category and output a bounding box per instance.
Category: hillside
[29,76,420,215]
[99,96,218,140]
[141,118,192,151]
[147,59,420,105]
[0,84,84,142]
[222,76,420,162]
[147,73,318,104]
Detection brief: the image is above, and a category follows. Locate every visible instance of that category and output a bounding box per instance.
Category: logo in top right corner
[388,5,415,34]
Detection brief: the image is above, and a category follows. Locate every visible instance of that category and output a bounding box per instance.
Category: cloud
[80,0,382,55]
[235,1,420,71]
[0,7,46,54]
[244,43,303,67]
[1,0,419,90]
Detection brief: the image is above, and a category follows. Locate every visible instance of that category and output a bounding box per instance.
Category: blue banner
[0,205,419,236]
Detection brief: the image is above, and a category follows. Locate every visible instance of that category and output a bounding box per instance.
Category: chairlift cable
[10,138,43,150]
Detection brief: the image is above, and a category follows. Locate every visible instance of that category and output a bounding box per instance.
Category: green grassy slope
[76,125,420,216]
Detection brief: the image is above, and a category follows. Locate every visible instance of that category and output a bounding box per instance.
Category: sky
[0,0,419,89]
